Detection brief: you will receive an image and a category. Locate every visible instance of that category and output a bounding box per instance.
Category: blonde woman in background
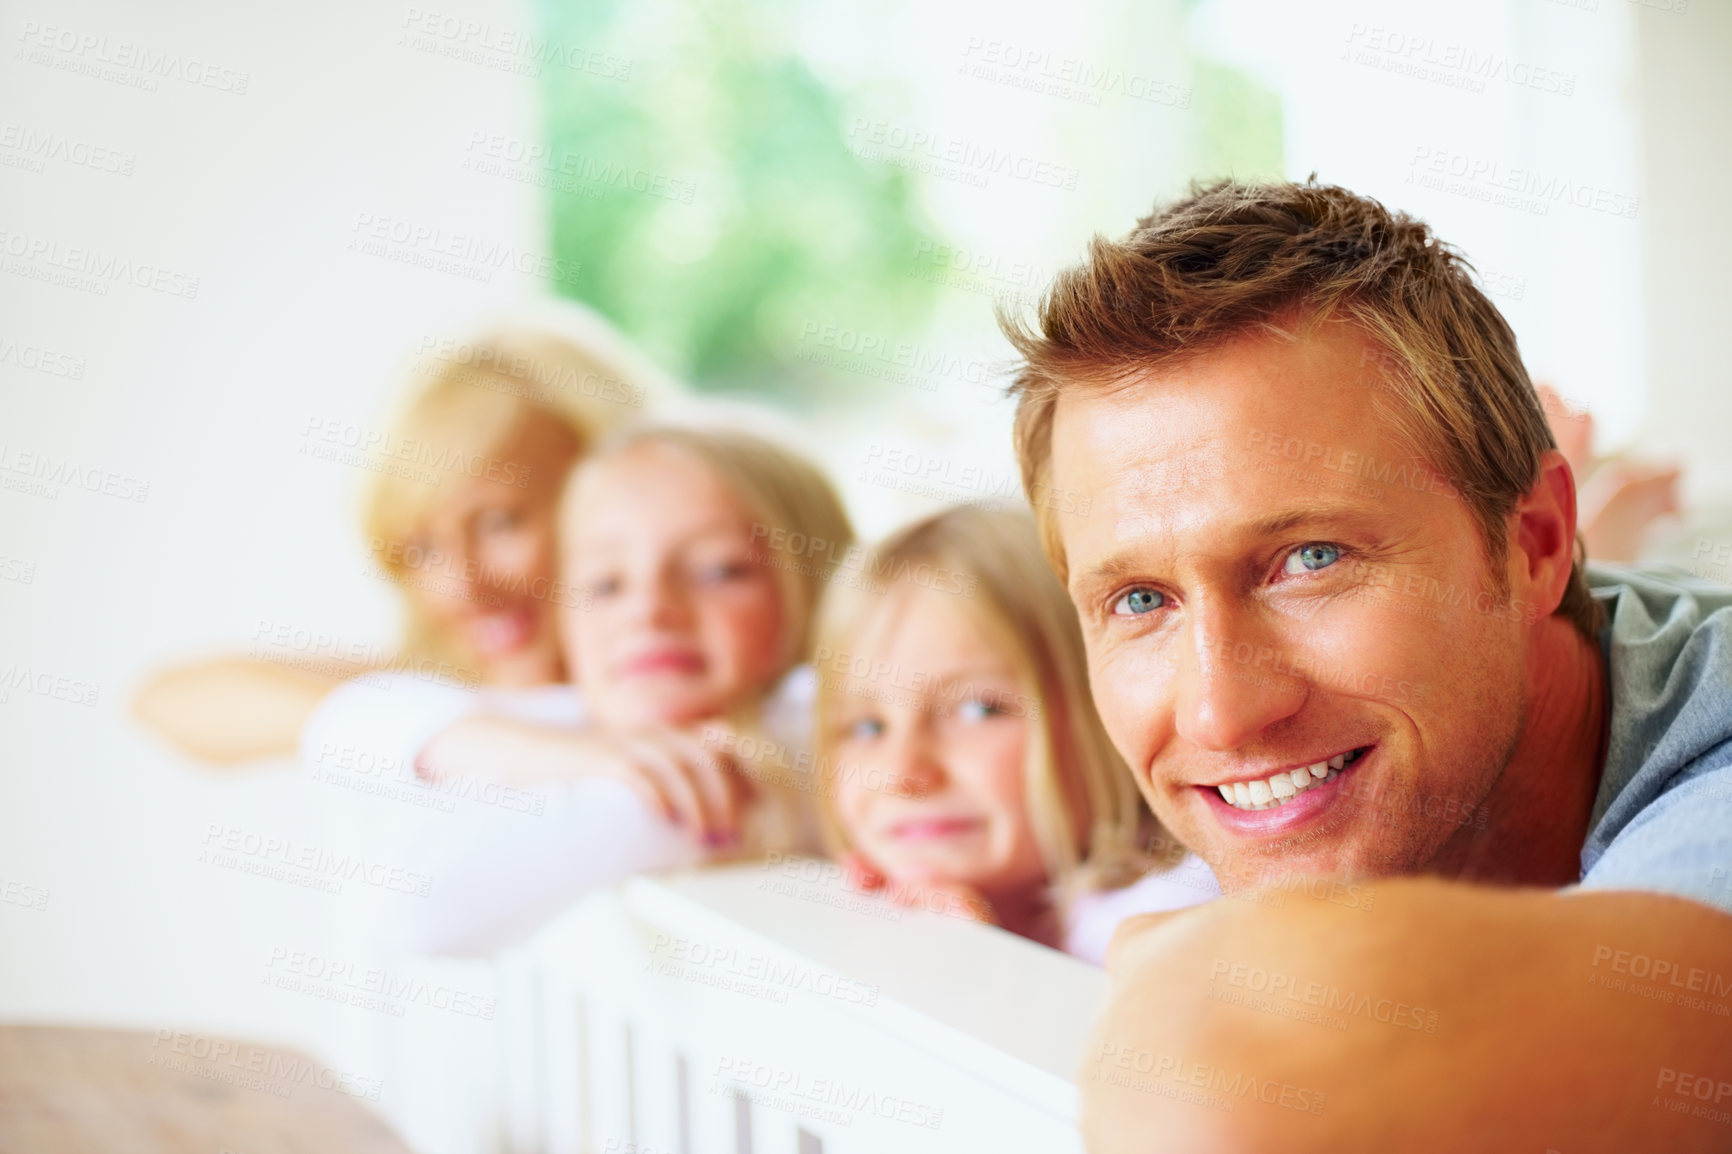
[132,311,678,764]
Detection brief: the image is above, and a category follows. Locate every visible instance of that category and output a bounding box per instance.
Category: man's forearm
[1082,879,1732,1153]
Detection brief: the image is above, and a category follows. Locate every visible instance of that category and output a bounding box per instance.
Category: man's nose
[1173,602,1305,751]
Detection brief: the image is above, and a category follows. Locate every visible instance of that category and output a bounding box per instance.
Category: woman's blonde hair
[364,324,671,672]
[561,423,856,681]
[812,504,1155,901]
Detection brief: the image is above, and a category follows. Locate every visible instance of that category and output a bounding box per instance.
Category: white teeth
[1218,751,1362,811]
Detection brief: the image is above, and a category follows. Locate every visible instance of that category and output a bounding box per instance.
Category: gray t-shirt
[1577,564,1732,914]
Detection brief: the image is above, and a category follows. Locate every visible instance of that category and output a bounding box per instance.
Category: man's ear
[1510,449,1579,616]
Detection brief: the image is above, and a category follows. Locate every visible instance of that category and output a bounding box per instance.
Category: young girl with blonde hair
[814,504,1217,961]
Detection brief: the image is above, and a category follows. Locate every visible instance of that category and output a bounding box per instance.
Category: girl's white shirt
[298,666,819,956]
[1060,853,1223,966]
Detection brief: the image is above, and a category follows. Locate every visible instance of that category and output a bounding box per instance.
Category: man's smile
[1195,745,1377,836]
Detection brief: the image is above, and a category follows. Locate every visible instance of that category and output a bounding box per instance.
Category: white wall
[1634,0,1732,511]
[0,0,544,1065]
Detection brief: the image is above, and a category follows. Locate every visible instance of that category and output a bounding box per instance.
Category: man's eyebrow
[1247,506,1381,538]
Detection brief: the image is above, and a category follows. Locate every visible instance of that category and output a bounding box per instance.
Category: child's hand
[584,727,746,846]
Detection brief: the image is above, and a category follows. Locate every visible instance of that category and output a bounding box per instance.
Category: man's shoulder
[1588,563,1732,761]
[1587,561,1732,631]
[1580,564,1732,911]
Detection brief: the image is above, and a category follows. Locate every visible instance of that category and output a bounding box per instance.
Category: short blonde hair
[364,326,663,671]
[560,424,856,679]
[812,504,1154,897]
[1003,178,1602,639]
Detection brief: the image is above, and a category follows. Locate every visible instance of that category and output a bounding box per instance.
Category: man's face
[1049,323,1532,889]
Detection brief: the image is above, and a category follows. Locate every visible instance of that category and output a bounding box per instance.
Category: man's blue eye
[1112,588,1165,616]
[1284,544,1341,575]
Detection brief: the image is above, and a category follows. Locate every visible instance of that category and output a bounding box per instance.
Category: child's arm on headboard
[416,716,746,846]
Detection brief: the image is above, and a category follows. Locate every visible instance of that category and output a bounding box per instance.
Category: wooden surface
[0,1025,416,1154]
